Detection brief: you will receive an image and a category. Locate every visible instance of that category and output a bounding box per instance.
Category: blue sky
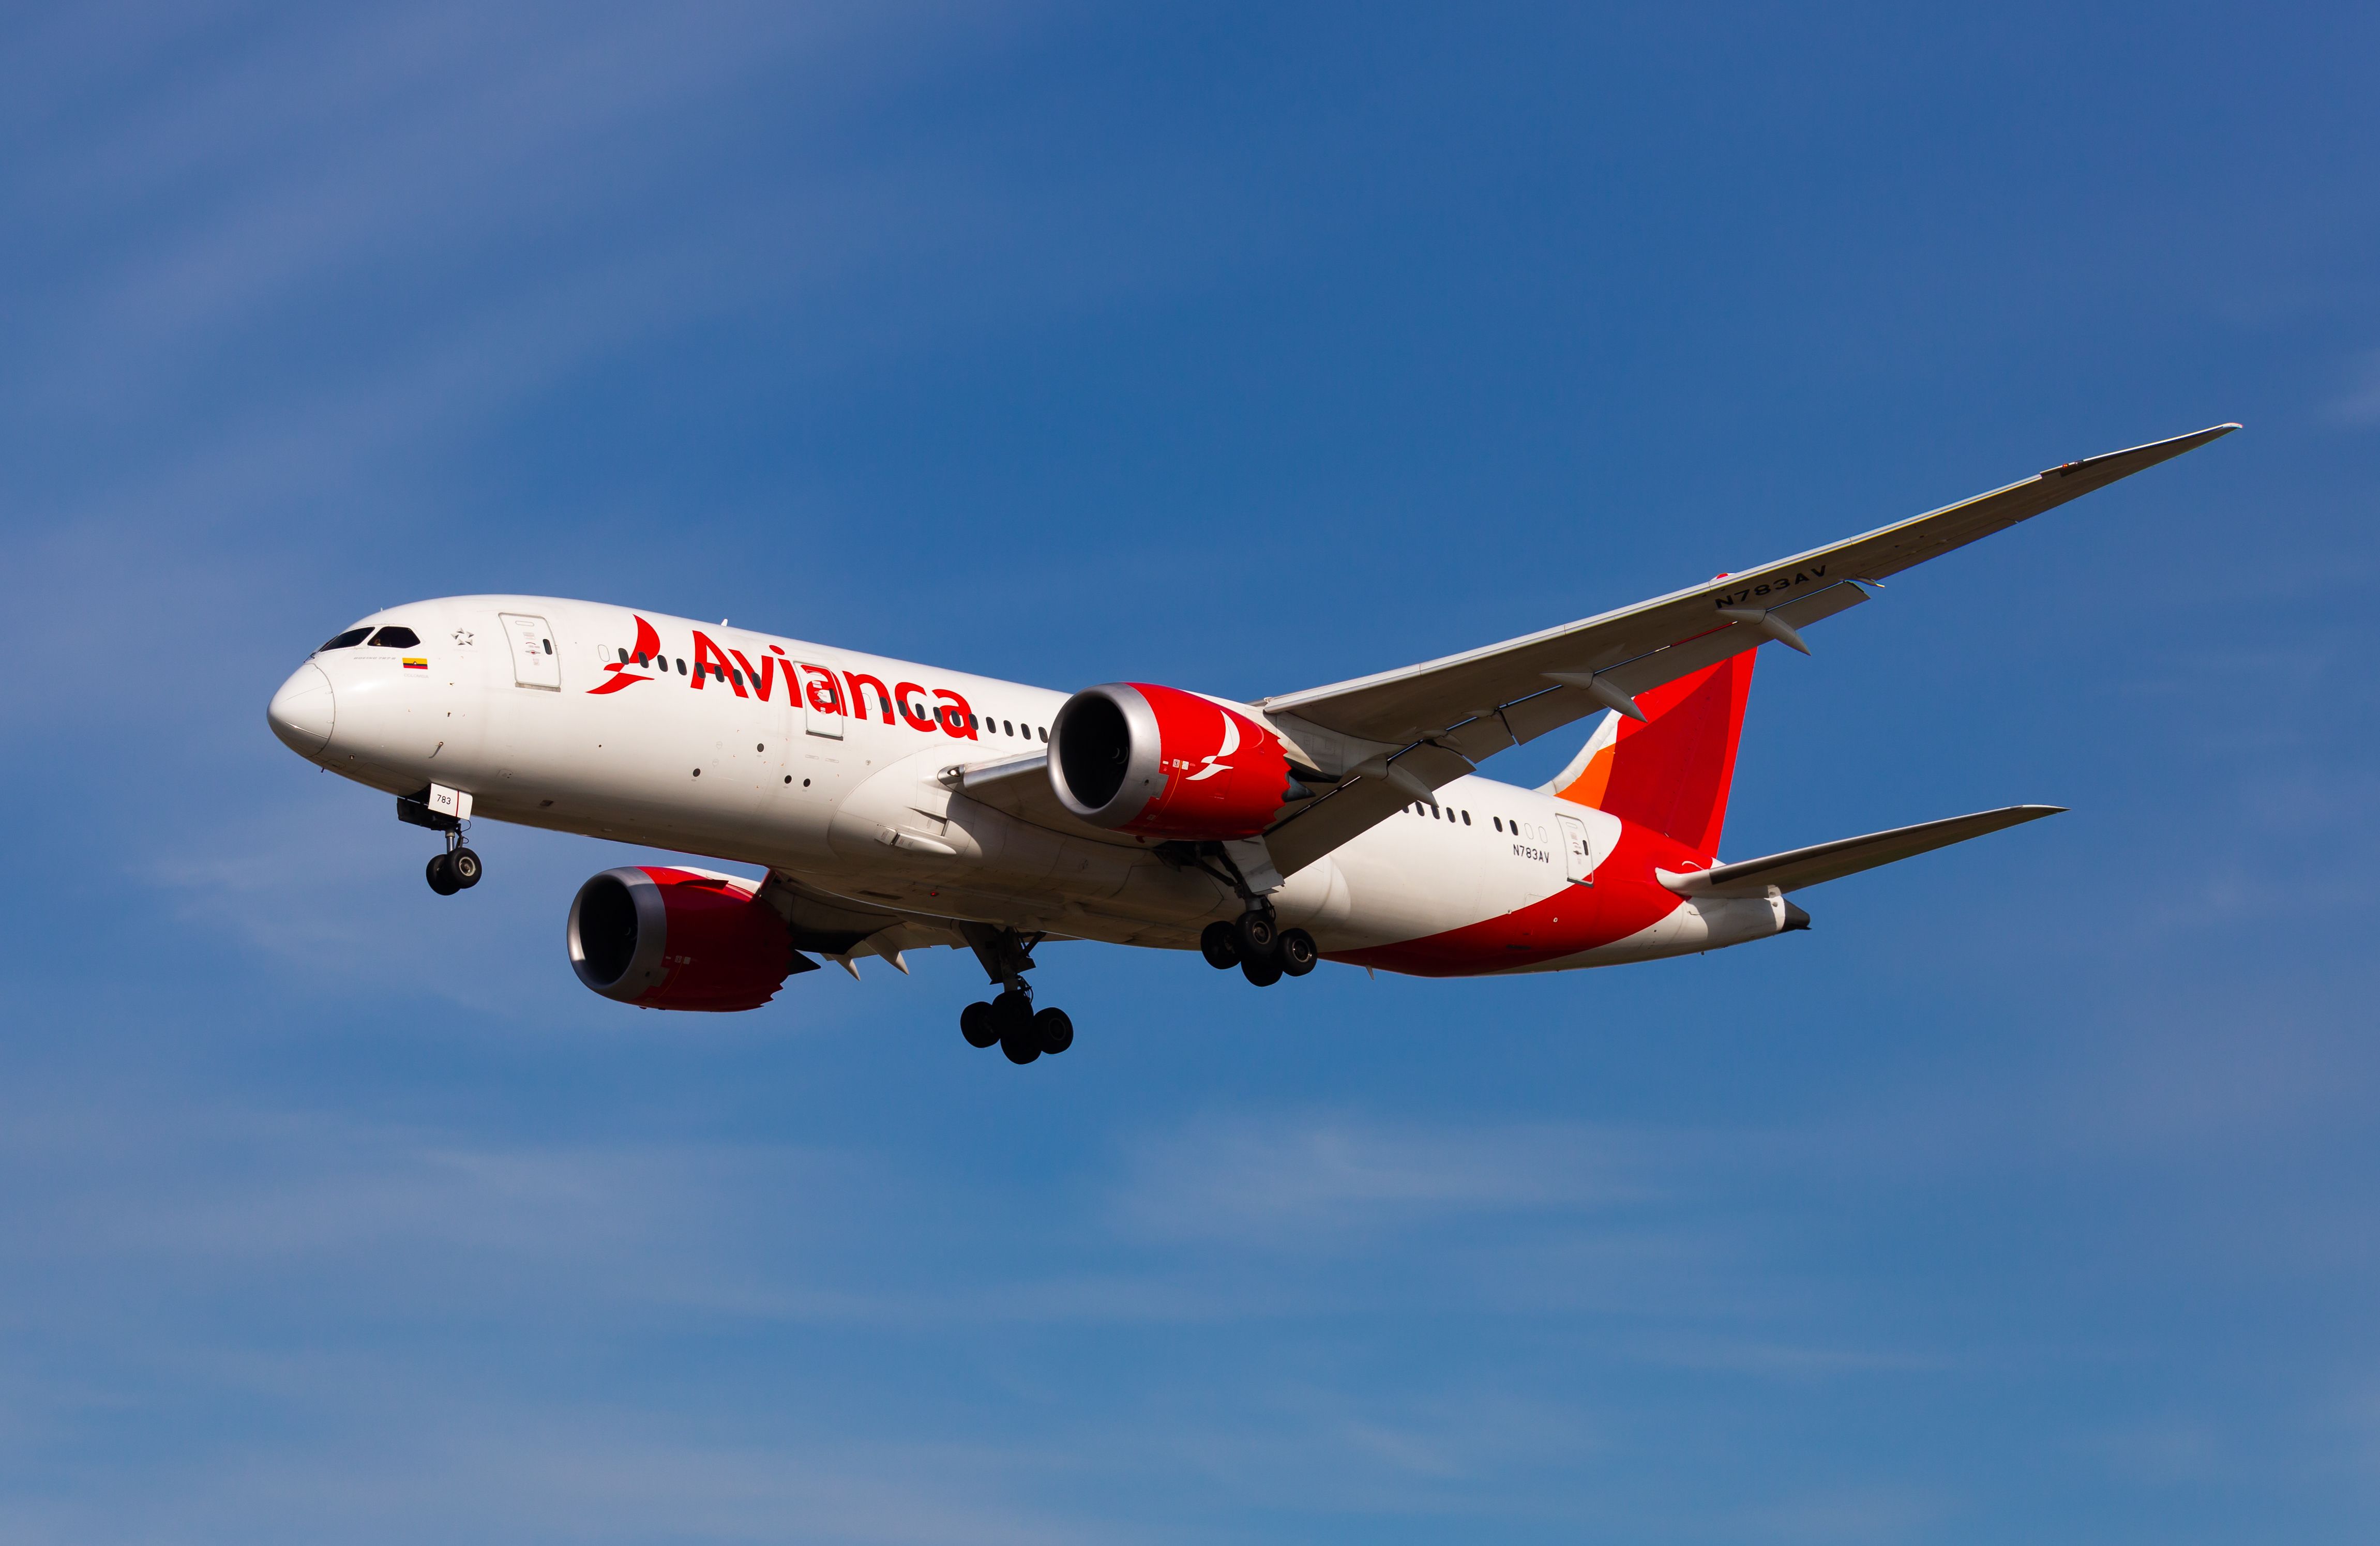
[3,3,2375,1541]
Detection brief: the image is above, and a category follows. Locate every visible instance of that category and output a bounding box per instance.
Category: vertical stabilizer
[1539,652,1755,856]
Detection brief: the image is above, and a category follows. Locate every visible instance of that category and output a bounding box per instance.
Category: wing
[754,868,975,969]
[1659,805,2063,897]
[1259,423,2235,875]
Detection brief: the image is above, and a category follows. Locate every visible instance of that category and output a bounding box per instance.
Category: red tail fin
[1544,652,1755,857]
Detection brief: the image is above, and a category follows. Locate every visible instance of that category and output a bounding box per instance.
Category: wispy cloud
[0,1389,1113,1546]
[1108,1110,1676,1249]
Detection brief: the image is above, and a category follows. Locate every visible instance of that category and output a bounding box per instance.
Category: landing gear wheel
[960,1001,1000,1049]
[448,846,483,889]
[992,990,1038,1062]
[1241,953,1283,988]
[425,853,460,896]
[1033,1007,1074,1055]
[1278,928,1318,977]
[1237,911,1277,957]
[1200,921,1241,970]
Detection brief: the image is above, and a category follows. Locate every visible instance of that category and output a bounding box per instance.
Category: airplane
[266,424,2234,1065]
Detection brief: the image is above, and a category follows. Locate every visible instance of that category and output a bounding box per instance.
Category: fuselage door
[802,662,845,739]
[1556,812,1591,883]
[500,612,563,691]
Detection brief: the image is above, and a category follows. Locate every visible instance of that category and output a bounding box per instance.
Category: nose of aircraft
[267,662,336,757]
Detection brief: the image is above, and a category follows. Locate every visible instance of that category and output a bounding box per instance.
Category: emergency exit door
[802,660,844,739]
[499,613,562,690]
[1556,812,1592,883]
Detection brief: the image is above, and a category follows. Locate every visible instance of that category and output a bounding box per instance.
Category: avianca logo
[586,616,664,694]
[587,615,983,740]
[1183,708,1238,782]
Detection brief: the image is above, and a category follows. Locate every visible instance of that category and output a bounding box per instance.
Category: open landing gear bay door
[1253,424,2237,877]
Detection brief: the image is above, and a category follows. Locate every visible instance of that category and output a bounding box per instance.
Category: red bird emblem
[586,615,663,695]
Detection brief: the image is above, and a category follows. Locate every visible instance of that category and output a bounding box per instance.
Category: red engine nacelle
[566,866,793,1011]
[1048,682,1294,840]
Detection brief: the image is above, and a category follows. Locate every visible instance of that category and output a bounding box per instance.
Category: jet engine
[567,866,793,1011]
[1048,682,1294,840]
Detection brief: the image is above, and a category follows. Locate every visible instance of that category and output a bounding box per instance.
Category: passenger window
[1462,811,1471,825]
[732,671,744,687]
[617,648,629,664]
[676,659,687,675]
[368,626,419,649]
[317,627,373,651]
[542,639,553,654]
[1003,720,1014,737]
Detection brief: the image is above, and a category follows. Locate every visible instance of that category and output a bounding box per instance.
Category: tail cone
[1781,900,1811,932]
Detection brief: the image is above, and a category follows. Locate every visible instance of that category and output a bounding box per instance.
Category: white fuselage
[269,596,1783,973]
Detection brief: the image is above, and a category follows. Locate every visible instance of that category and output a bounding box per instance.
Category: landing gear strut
[957,923,1073,1065]
[401,788,481,897]
[1171,844,1316,990]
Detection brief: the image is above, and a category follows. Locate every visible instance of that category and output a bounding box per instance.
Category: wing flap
[1660,805,2064,897]
[1263,742,1476,878]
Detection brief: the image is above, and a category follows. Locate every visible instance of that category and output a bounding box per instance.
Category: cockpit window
[317,627,374,652]
[368,626,420,649]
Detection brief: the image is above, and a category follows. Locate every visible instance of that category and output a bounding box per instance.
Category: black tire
[425,853,460,896]
[960,1001,1000,1049]
[1199,921,1241,969]
[1237,911,1277,957]
[1033,1007,1074,1054]
[1000,1026,1042,1064]
[992,989,1032,1035]
[448,846,483,888]
[1278,928,1318,977]
[1240,953,1283,988]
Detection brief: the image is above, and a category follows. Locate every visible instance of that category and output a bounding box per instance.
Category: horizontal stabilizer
[1659,805,2064,897]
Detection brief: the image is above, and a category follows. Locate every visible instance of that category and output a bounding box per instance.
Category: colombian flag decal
[402,657,428,670]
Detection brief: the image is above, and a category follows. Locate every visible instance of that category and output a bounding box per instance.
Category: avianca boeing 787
[267,425,2234,1063]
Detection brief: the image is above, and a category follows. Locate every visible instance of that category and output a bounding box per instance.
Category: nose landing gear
[399,789,481,896]
[957,924,1073,1065]
[424,834,483,895]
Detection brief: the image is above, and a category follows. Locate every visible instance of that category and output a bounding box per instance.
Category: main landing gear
[1155,839,1316,989]
[957,923,1073,1066]
[1200,913,1316,988]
